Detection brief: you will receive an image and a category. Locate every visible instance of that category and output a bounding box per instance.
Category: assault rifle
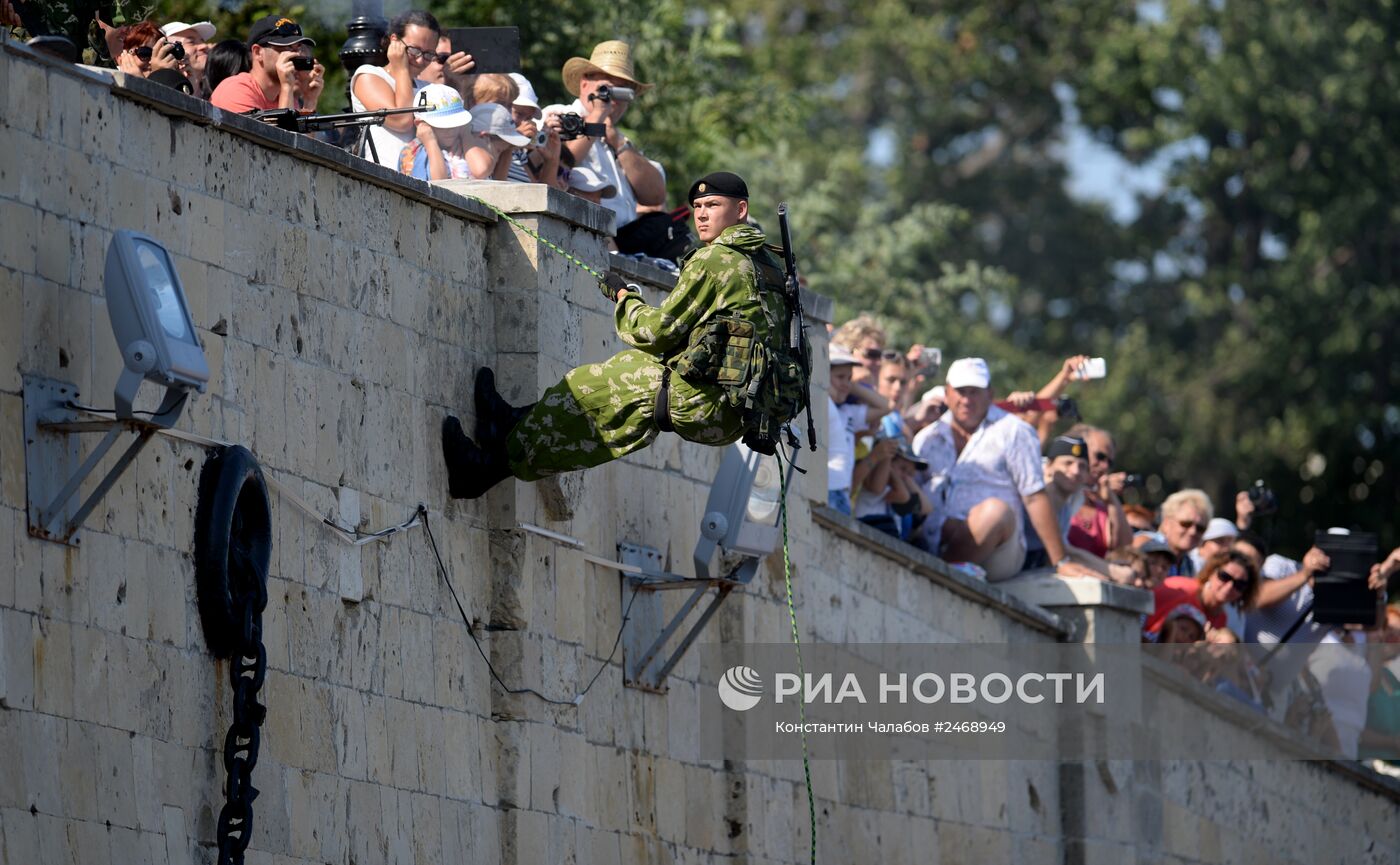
[777,203,818,451]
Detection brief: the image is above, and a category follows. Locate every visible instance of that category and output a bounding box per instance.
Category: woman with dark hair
[204,38,251,95]
[1143,550,1260,641]
[114,21,181,78]
[349,10,474,167]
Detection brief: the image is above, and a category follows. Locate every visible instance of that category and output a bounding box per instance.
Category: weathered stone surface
[1,41,1396,865]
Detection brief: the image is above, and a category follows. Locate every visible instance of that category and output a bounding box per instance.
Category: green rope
[463,193,609,284]
[777,447,817,865]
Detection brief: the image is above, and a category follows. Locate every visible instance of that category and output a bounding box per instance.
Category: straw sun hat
[562,40,653,97]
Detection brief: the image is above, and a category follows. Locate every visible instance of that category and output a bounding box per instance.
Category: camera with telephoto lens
[588,83,635,103]
[556,112,606,141]
[291,55,315,71]
[1247,479,1278,516]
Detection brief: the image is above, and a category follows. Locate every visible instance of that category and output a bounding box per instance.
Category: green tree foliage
[1070,0,1400,551]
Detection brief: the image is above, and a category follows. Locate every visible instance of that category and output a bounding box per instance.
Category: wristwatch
[1054,555,1071,569]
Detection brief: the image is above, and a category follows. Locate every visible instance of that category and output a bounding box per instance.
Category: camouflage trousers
[506,349,747,481]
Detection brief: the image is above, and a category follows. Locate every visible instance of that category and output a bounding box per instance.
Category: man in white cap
[544,40,665,231]
[912,357,1098,581]
[159,20,215,98]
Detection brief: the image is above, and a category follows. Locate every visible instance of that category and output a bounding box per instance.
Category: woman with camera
[351,10,474,168]
[114,22,183,79]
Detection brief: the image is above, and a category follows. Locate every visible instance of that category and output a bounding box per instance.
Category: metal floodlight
[694,441,796,583]
[104,229,209,420]
[23,232,207,544]
[621,440,801,691]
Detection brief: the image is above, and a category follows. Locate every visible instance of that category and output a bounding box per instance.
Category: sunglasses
[862,348,884,361]
[133,46,154,61]
[1092,451,1114,466]
[1176,519,1205,532]
[1214,569,1249,590]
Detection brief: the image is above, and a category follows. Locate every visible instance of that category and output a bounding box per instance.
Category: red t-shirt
[210,72,277,113]
[1067,499,1110,558]
[1145,576,1225,637]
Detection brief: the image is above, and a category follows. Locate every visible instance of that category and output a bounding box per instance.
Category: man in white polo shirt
[913,358,1098,582]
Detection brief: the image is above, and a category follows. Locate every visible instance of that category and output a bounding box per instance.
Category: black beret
[688,171,748,204]
[1045,435,1088,460]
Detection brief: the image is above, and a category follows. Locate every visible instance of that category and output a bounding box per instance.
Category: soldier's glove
[600,272,628,302]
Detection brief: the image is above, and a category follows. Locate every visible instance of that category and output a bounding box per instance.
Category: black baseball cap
[247,15,315,48]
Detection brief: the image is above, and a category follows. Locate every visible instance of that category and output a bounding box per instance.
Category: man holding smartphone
[210,15,324,115]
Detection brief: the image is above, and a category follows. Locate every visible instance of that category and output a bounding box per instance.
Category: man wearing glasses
[1157,488,1214,576]
[210,15,325,115]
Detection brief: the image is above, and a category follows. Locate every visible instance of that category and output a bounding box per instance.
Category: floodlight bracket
[620,541,751,693]
[22,374,188,546]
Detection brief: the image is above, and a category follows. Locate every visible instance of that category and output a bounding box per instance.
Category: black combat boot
[442,416,513,499]
[473,367,536,455]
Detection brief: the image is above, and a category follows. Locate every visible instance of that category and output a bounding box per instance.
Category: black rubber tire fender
[193,445,272,658]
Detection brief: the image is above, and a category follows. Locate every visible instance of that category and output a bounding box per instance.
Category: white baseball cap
[1201,518,1238,542]
[567,166,617,197]
[508,73,542,115]
[470,103,531,147]
[414,84,471,129]
[829,344,859,367]
[946,357,991,389]
[161,20,216,41]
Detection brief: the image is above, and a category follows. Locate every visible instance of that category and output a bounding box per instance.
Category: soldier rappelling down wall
[442,171,812,499]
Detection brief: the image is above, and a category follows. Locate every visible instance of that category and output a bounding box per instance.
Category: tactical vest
[671,245,812,454]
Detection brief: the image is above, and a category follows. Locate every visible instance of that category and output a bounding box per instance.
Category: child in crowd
[401,85,528,180]
[853,438,932,540]
[1135,534,1176,590]
[826,345,865,515]
[1022,435,1090,570]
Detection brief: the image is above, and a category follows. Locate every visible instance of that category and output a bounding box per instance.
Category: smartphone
[1079,357,1107,380]
[444,26,521,74]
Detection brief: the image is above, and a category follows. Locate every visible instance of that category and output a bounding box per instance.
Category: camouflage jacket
[613,223,779,364]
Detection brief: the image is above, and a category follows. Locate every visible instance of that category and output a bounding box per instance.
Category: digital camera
[556,113,606,141]
[1247,479,1279,516]
[589,83,635,103]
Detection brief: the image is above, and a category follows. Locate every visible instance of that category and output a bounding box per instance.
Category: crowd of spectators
[826,313,1400,762]
[57,11,694,267]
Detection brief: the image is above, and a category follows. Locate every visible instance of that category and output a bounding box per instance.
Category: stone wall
[1,40,1397,865]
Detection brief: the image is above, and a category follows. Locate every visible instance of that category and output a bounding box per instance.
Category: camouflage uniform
[506,223,779,480]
